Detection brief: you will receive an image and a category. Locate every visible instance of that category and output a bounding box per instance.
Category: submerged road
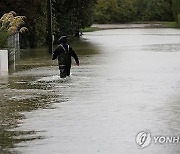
[0,28,180,154]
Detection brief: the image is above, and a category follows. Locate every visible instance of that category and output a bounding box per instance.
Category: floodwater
[0,28,180,154]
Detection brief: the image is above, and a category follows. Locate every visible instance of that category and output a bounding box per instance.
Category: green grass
[127,21,179,28]
[162,22,179,28]
[83,22,180,33]
[82,27,101,32]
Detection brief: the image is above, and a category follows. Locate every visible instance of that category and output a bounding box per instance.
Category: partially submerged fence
[0,32,21,75]
[8,32,20,64]
[8,32,20,49]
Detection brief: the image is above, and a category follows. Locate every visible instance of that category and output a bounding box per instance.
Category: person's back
[52,36,79,78]
[57,44,71,69]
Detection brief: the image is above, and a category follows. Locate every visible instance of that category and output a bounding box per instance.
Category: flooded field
[0,28,180,154]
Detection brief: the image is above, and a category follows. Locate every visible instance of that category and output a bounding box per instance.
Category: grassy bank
[82,21,179,33]
[82,27,101,32]
[128,21,179,28]
[162,22,179,28]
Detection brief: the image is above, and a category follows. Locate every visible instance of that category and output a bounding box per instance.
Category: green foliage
[0,29,8,48]
[142,0,173,21]
[52,0,96,38]
[115,0,137,22]
[94,0,117,23]
[172,0,180,26]
[94,0,173,23]
[24,0,47,48]
[94,0,137,23]
[32,0,47,47]
[178,15,180,27]
[163,21,178,28]
[82,27,100,32]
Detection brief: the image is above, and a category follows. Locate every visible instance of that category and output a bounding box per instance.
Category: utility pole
[47,0,53,54]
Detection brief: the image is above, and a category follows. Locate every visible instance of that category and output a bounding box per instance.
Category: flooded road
[1,28,180,154]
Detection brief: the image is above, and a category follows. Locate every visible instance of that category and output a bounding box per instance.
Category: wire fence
[8,32,20,49]
[7,32,20,64]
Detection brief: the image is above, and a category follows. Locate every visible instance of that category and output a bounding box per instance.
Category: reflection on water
[0,29,180,154]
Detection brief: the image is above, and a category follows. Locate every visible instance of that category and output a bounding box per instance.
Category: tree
[94,0,137,23]
[94,0,173,23]
[142,0,173,21]
[94,0,118,23]
[116,0,137,22]
[52,0,96,39]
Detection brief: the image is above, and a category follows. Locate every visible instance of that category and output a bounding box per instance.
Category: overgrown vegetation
[94,0,174,23]
[0,0,48,48]
[172,0,180,27]
[0,11,27,48]
[0,29,8,48]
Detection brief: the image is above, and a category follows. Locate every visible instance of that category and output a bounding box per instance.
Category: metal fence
[7,32,20,65]
[8,32,20,49]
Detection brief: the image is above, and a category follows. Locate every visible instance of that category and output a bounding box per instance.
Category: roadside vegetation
[0,0,179,48]
[0,29,8,48]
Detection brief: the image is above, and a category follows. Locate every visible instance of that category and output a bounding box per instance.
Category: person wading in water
[52,35,79,78]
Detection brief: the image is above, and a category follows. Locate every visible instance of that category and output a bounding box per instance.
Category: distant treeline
[94,0,174,23]
[0,0,179,48]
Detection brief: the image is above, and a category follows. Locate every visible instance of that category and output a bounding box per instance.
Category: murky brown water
[1,28,180,154]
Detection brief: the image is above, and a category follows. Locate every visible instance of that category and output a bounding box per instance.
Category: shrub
[178,14,180,27]
[0,29,8,48]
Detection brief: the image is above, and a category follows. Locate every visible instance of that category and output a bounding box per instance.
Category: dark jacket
[52,44,79,69]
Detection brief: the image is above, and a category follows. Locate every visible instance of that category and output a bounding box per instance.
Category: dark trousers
[59,67,71,78]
